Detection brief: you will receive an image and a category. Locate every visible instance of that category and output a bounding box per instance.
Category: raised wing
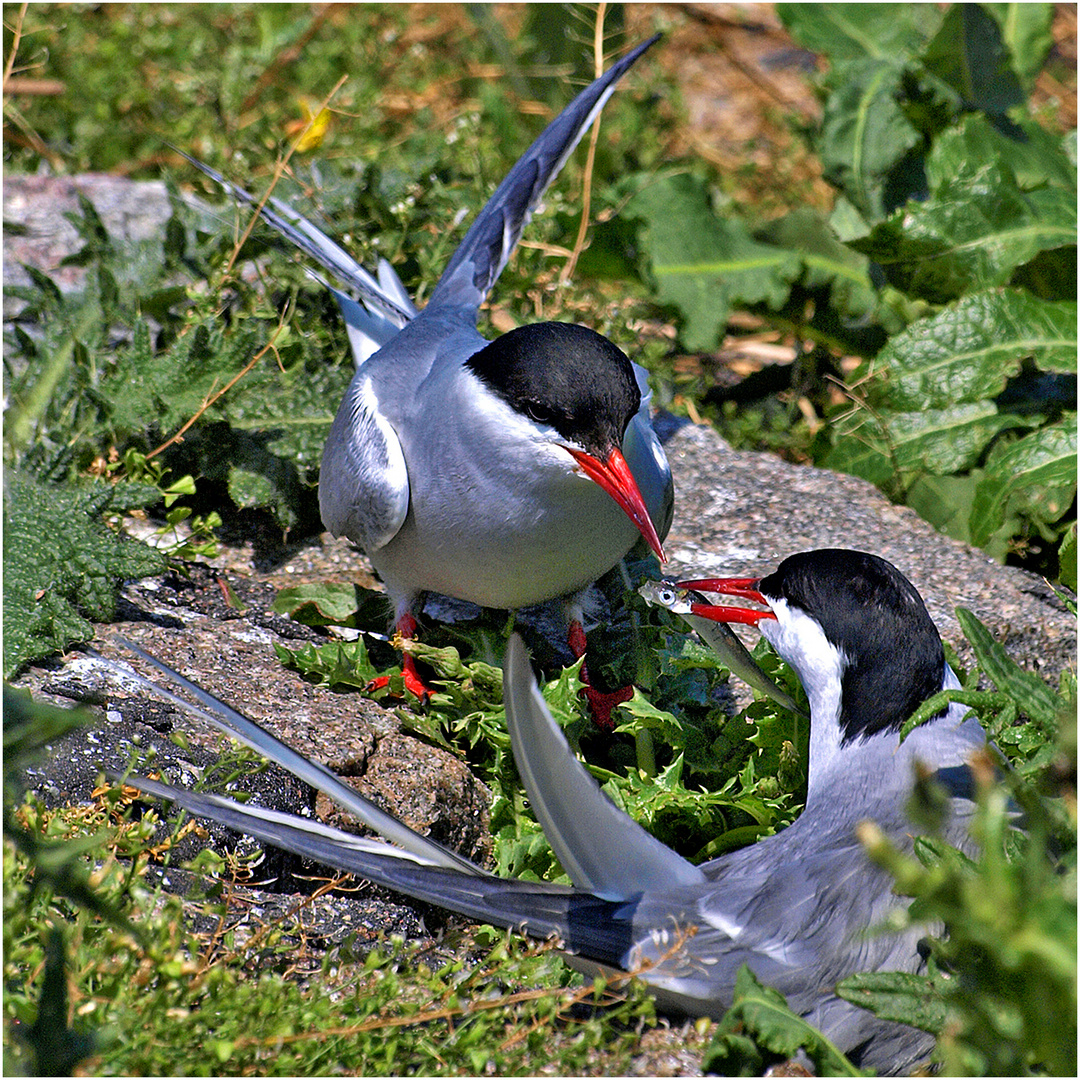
[427,35,659,312]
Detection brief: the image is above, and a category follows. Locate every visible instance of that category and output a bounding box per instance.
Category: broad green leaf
[837,970,947,1034]
[705,965,865,1077]
[983,3,1056,90]
[755,206,878,318]
[921,4,1024,116]
[1058,522,1077,592]
[904,473,975,540]
[970,420,1077,545]
[778,3,943,63]
[955,607,1061,728]
[627,173,801,351]
[853,159,1077,302]
[821,418,897,489]
[886,402,1034,475]
[818,59,922,222]
[272,581,380,627]
[876,290,1077,410]
[927,112,1077,195]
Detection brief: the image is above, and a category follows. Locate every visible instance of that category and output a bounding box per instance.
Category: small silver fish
[639,579,805,716]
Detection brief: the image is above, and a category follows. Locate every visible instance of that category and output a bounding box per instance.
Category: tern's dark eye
[524,401,557,426]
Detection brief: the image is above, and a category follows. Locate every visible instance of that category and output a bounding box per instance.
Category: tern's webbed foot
[568,618,634,731]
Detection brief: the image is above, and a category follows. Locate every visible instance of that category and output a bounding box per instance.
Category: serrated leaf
[878,290,1076,410]
[627,173,801,351]
[3,473,165,676]
[273,638,381,689]
[955,607,1061,727]
[778,4,943,63]
[836,970,947,1034]
[969,420,1077,544]
[818,58,922,221]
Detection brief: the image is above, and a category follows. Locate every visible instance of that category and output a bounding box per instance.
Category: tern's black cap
[759,550,946,743]
[466,322,639,457]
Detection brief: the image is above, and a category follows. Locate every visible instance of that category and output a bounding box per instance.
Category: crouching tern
[108,549,988,1073]
[186,38,671,724]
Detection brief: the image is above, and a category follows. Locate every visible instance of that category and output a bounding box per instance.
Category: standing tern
[110,548,989,1073]
[187,38,671,724]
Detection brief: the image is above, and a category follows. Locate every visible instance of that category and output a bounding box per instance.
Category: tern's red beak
[565,445,666,563]
[677,577,776,625]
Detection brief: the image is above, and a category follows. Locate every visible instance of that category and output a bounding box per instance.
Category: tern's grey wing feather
[121,770,639,964]
[100,640,476,875]
[427,36,659,312]
[503,635,705,899]
[317,369,410,550]
[179,151,415,331]
[325,280,404,366]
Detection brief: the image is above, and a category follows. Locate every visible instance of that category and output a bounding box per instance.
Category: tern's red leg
[568,619,634,732]
[367,612,431,702]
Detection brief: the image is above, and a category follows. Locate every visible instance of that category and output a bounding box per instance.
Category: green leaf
[853,159,1077,302]
[705,965,866,1077]
[921,4,1024,116]
[837,970,947,1034]
[273,638,382,690]
[885,402,1034,475]
[818,58,922,221]
[3,473,165,677]
[955,607,1062,728]
[627,173,802,351]
[875,290,1077,410]
[778,4,943,63]
[1058,522,1077,592]
[755,206,878,318]
[969,420,1077,545]
[983,3,1056,90]
[927,112,1077,195]
[906,471,1017,556]
[272,581,386,628]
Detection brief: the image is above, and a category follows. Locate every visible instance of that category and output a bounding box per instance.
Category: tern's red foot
[365,656,431,703]
[581,682,634,732]
[568,619,634,731]
[366,614,432,702]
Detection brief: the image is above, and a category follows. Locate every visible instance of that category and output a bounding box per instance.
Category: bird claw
[579,682,634,732]
[366,655,431,704]
[568,618,634,730]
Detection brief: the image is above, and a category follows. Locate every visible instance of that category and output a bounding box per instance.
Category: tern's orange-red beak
[565,445,666,563]
[677,577,776,624]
